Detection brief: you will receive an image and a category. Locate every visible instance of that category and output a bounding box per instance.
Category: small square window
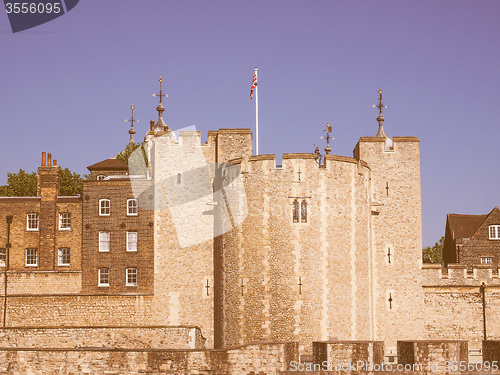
[99,231,110,252]
[25,248,38,266]
[26,213,39,231]
[127,199,138,216]
[59,213,71,230]
[126,268,137,286]
[489,225,500,240]
[98,268,110,286]
[99,199,110,216]
[481,257,493,264]
[127,231,138,252]
[0,248,5,267]
[58,248,70,266]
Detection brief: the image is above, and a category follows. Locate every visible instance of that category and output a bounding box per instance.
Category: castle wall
[354,137,424,355]
[0,326,205,349]
[422,264,500,351]
[0,342,297,375]
[220,154,373,353]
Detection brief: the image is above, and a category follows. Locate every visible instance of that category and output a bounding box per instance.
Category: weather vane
[373,89,387,116]
[153,77,168,104]
[321,122,333,155]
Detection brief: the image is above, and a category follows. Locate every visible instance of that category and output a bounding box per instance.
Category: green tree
[116,142,148,175]
[0,167,88,197]
[0,169,37,196]
[422,236,445,264]
[59,167,86,196]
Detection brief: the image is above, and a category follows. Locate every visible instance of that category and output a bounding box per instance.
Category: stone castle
[0,84,499,374]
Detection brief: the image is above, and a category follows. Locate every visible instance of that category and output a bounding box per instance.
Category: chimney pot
[47,153,52,166]
[53,159,57,166]
[42,152,46,166]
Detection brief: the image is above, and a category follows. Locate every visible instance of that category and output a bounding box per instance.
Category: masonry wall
[220,153,373,354]
[422,264,500,352]
[0,326,205,349]
[0,342,297,375]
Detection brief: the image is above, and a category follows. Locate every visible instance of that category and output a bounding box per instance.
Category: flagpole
[255,67,259,155]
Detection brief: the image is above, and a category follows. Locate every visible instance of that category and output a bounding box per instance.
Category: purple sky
[1,1,499,247]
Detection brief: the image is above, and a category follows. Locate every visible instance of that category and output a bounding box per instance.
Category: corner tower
[353,90,424,355]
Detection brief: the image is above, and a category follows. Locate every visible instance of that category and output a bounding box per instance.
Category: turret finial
[152,77,169,132]
[372,89,393,149]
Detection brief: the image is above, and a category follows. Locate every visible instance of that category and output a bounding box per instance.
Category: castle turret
[353,90,424,357]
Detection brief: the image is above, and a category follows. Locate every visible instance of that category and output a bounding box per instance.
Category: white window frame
[481,256,493,264]
[127,199,138,216]
[26,213,39,231]
[489,225,500,240]
[99,231,110,252]
[25,248,38,267]
[0,248,5,267]
[126,268,138,286]
[58,212,71,230]
[98,268,110,286]
[99,199,110,216]
[58,247,71,266]
[126,231,138,252]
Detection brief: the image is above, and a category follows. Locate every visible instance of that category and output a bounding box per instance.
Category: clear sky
[1,1,499,247]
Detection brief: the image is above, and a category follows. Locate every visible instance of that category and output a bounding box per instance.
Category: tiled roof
[87,158,128,171]
[447,213,488,239]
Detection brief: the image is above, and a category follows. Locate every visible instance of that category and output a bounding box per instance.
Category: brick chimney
[37,152,60,199]
[37,152,60,270]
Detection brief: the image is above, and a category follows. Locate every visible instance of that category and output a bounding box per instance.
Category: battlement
[422,264,500,286]
[228,153,370,177]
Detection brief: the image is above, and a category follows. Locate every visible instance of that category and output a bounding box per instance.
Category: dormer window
[489,225,500,240]
[97,175,105,180]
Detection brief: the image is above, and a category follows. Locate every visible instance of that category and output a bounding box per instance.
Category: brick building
[443,207,500,268]
[0,152,82,277]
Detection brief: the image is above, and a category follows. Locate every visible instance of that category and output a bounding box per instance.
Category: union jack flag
[249,72,257,100]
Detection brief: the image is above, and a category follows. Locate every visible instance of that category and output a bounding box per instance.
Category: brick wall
[82,179,154,294]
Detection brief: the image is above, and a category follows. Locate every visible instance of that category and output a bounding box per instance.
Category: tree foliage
[116,142,148,175]
[0,167,88,197]
[422,236,445,264]
[0,169,37,197]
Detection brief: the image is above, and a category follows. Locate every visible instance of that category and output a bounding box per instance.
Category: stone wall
[0,342,297,375]
[0,326,205,349]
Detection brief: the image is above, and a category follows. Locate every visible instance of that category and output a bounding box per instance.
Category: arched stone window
[177,173,182,185]
[301,201,307,223]
[293,200,299,223]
